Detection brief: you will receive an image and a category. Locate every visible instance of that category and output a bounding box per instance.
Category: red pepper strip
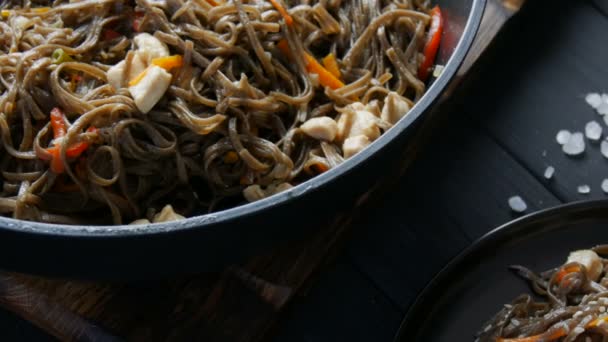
[49,107,67,140]
[418,6,443,81]
[102,29,121,41]
[132,11,144,32]
[44,107,98,173]
[48,147,64,174]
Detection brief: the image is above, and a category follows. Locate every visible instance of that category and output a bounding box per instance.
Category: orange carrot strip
[269,0,293,26]
[554,264,581,283]
[151,55,184,70]
[277,39,344,90]
[304,53,344,90]
[128,66,151,87]
[322,53,341,79]
[129,55,183,86]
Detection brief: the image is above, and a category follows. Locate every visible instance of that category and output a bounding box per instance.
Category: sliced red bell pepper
[41,108,98,174]
[418,6,443,81]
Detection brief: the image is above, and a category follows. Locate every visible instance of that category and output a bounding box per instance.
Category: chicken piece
[381,92,411,124]
[128,65,172,113]
[133,33,169,64]
[106,53,146,89]
[300,117,338,142]
[566,250,603,281]
[336,103,381,142]
[243,183,293,202]
[129,219,151,225]
[342,135,371,158]
[153,204,185,223]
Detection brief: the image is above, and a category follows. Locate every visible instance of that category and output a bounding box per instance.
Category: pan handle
[458,0,526,75]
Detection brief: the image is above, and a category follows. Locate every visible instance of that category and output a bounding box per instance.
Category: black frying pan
[0,0,509,278]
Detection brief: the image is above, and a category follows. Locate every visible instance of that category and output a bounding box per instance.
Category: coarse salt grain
[602,140,608,159]
[574,311,584,318]
[598,101,608,115]
[586,120,603,141]
[563,132,585,156]
[578,185,591,194]
[573,326,585,334]
[508,196,527,213]
[601,306,606,312]
[544,166,555,180]
[587,93,603,108]
[556,130,571,145]
[602,179,608,194]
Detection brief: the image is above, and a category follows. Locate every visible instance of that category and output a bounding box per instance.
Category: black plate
[393,199,608,342]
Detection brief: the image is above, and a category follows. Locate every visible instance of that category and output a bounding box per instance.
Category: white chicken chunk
[566,249,603,281]
[133,33,169,63]
[243,183,293,202]
[342,135,371,158]
[153,204,186,223]
[128,205,185,225]
[106,53,146,89]
[336,103,381,142]
[128,65,172,113]
[336,102,381,158]
[300,117,338,141]
[129,218,151,225]
[381,92,411,124]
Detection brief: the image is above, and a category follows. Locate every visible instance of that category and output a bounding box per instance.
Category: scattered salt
[556,130,571,145]
[585,120,603,141]
[601,306,607,313]
[562,132,585,156]
[544,166,554,180]
[508,196,527,213]
[602,140,608,159]
[573,326,585,335]
[603,180,608,194]
[586,93,603,108]
[598,101,608,115]
[578,185,591,194]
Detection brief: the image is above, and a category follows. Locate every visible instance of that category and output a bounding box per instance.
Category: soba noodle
[0,0,437,225]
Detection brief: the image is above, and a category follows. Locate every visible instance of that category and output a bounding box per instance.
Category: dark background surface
[3,0,608,340]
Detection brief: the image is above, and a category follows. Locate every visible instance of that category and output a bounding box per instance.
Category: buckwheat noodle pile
[0,0,438,225]
[478,246,608,342]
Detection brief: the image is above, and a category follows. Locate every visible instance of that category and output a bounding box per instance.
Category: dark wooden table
[3,0,608,341]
